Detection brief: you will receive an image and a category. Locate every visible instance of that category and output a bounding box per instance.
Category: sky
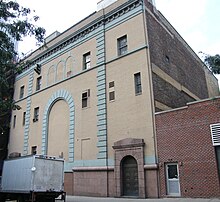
[16,0,220,60]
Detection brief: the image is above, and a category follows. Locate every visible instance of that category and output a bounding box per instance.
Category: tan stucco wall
[105,12,155,159]
[9,37,99,161]
[9,3,156,164]
[9,100,27,154]
[105,14,146,61]
[106,49,155,159]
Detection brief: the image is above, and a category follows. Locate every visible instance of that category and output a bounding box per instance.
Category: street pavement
[65,196,220,202]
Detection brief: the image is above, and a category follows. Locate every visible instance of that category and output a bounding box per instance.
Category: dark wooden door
[122,156,139,196]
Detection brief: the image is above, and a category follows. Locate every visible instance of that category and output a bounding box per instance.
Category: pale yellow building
[9,0,218,198]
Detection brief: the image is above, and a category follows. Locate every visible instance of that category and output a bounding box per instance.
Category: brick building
[156,97,220,198]
[8,0,219,198]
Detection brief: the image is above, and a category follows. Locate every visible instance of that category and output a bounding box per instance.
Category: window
[33,107,39,122]
[109,91,115,101]
[82,89,90,108]
[13,115,16,128]
[109,81,115,101]
[36,76,42,91]
[19,86,24,99]
[165,55,170,63]
[23,112,26,126]
[83,52,91,70]
[109,81,115,88]
[31,146,37,155]
[134,72,142,95]
[117,35,127,56]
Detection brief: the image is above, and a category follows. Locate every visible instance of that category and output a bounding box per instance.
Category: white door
[166,163,181,196]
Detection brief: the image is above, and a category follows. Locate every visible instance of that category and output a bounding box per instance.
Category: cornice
[19,0,143,75]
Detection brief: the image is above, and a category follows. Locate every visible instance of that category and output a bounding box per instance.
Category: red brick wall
[64,170,116,197]
[145,0,211,110]
[156,98,220,198]
[64,172,74,195]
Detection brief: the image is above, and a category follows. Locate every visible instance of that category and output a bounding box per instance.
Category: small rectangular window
[31,146,37,155]
[82,90,90,108]
[109,91,115,101]
[117,35,127,56]
[19,86,24,99]
[33,107,39,122]
[36,76,42,91]
[13,115,16,128]
[23,112,26,126]
[83,52,91,70]
[109,81,114,88]
[134,72,142,95]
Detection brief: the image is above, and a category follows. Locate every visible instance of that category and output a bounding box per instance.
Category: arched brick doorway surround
[113,138,145,198]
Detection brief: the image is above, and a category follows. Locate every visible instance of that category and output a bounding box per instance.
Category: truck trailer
[0,155,65,202]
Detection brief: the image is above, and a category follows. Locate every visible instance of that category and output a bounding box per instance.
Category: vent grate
[210,123,220,146]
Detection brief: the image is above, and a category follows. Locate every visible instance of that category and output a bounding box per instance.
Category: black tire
[17,195,25,202]
[0,194,6,202]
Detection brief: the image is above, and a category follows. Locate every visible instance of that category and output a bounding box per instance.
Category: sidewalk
[66,195,220,202]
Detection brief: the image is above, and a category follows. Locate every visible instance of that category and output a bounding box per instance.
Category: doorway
[165,163,181,196]
[122,156,139,196]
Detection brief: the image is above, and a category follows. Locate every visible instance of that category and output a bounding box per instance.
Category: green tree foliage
[0,0,45,161]
[204,54,220,74]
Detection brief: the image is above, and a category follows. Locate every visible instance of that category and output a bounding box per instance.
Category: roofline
[155,96,220,115]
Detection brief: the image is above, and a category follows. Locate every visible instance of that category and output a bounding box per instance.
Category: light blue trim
[98,100,106,107]
[23,71,34,155]
[97,114,106,121]
[63,156,155,172]
[97,74,106,82]
[105,2,143,31]
[96,30,107,161]
[97,84,106,92]
[72,159,108,168]
[97,152,107,159]
[108,159,114,166]
[98,124,107,131]
[97,94,106,101]
[16,0,143,82]
[98,109,106,116]
[98,103,106,110]
[98,119,107,126]
[98,147,107,152]
[97,141,107,147]
[41,89,75,162]
[144,156,156,164]
[98,136,107,142]
[97,130,107,137]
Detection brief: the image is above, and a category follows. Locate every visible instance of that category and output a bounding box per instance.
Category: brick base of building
[64,168,158,198]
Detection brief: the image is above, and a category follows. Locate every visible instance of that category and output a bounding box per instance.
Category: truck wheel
[17,195,25,202]
[47,198,55,202]
[0,194,6,202]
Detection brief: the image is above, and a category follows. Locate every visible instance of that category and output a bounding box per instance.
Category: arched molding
[42,89,75,162]
[65,56,74,78]
[56,60,65,82]
[47,65,56,86]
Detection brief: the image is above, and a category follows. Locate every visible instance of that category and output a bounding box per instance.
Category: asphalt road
[65,196,220,202]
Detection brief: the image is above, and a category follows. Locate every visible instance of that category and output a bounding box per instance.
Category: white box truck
[0,155,65,202]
